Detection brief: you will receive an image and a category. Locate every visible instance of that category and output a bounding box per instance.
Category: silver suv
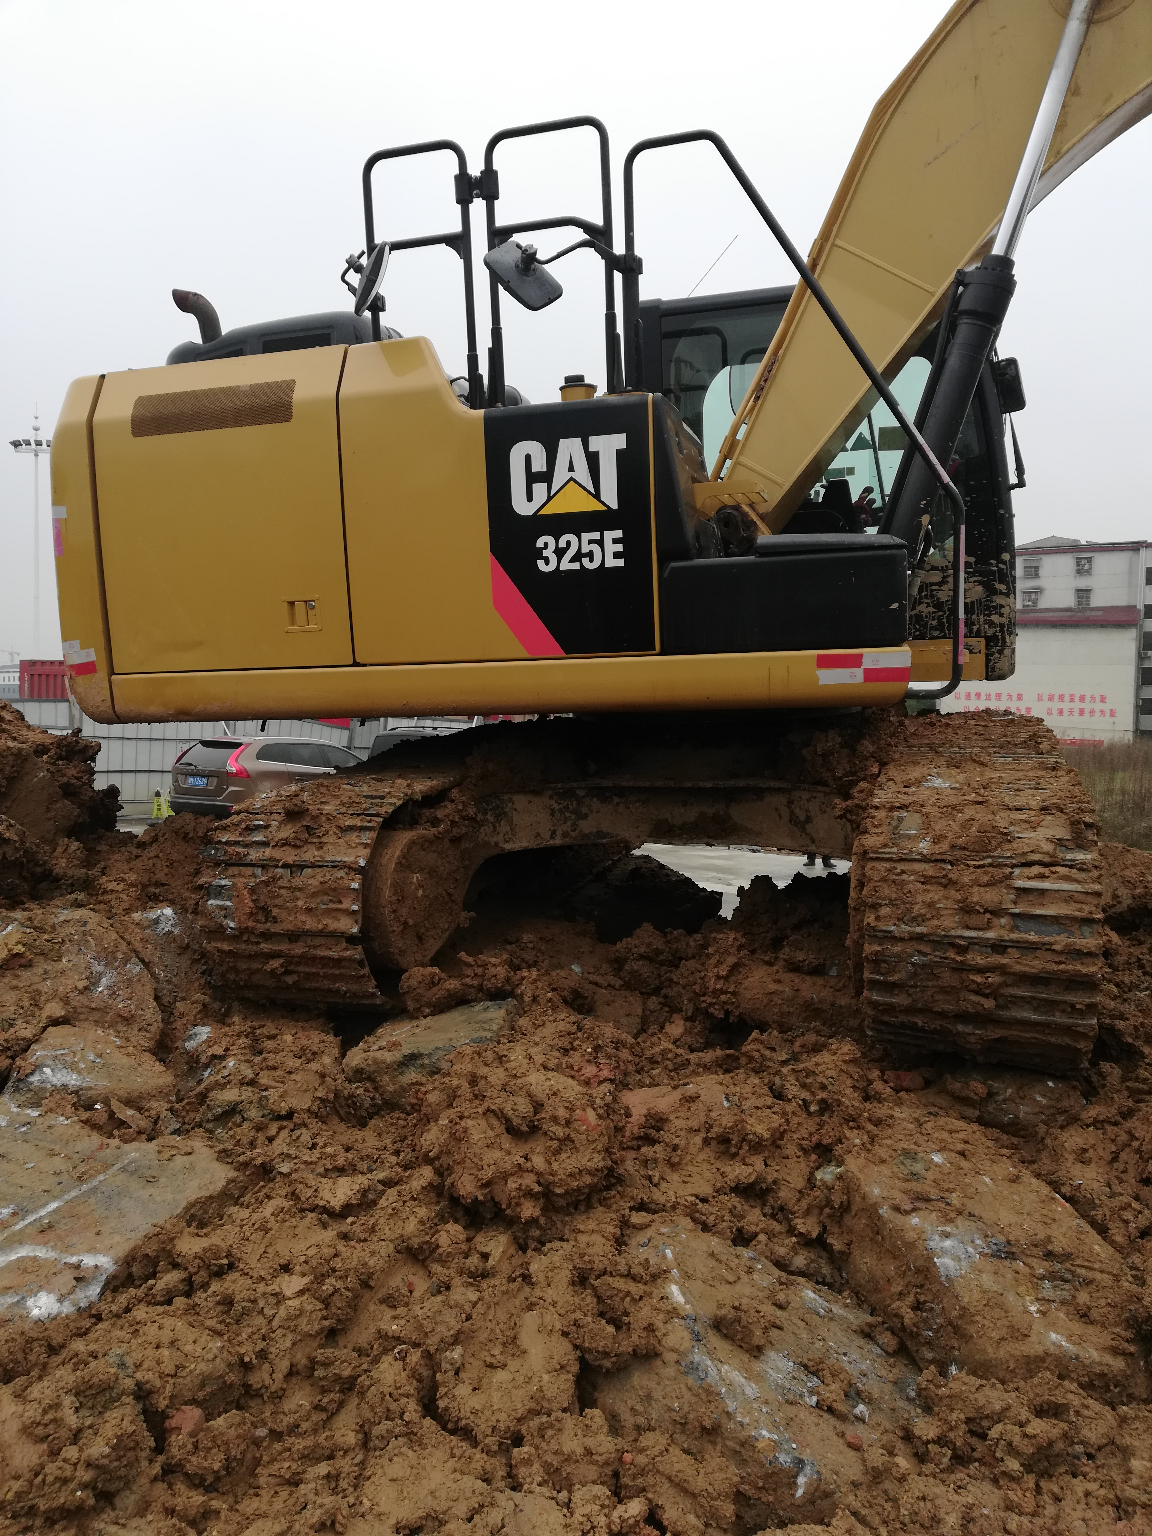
[169,736,362,817]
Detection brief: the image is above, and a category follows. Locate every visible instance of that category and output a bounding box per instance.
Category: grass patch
[1062,738,1152,852]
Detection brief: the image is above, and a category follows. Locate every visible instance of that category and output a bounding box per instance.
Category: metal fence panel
[12,705,483,808]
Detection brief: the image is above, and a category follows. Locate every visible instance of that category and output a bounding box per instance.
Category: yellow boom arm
[708,0,1152,526]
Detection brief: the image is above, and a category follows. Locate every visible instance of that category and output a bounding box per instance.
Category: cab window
[644,291,790,449]
[814,356,931,523]
[816,353,994,550]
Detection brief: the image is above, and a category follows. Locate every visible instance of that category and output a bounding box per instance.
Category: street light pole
[9,410,51,657]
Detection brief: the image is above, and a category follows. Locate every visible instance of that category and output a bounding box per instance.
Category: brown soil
[0,706,1150,1535]
[0,701,119,903]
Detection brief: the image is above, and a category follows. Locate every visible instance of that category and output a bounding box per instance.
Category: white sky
[1,0,1148,660]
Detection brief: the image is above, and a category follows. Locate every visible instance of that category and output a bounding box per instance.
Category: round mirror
[354,242,390,316]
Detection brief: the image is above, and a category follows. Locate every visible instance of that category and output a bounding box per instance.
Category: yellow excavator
[50,0,1152,1066]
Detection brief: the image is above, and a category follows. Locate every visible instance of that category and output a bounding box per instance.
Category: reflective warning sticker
[489,556,564,657]
[62,639,97,676]
[816,648,912,686]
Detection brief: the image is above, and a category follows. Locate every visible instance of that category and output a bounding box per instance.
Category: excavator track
[855,715,1102,1070]
[196,711,1103,1068]
[199,773,458,1006]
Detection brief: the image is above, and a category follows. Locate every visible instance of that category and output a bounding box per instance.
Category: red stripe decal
[68,661,98,676]
[863,666,912,683]
[490,556,565,658]
[816,652,862,668]
[319,717,351,727]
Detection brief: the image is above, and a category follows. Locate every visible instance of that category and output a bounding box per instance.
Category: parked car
[169,736,362,817]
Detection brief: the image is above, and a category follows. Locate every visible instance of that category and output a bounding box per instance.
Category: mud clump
[563,852,723,943]
[0,741,1150,1534]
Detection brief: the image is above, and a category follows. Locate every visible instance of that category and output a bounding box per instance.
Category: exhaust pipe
[172,289,222,345]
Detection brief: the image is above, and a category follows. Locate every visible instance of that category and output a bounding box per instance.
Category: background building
[943,537,1151,742]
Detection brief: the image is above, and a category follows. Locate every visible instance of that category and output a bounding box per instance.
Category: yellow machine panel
[339,338,520,664]
[51,376,118,722]
[91,348,353,674]
[108,646,917,723]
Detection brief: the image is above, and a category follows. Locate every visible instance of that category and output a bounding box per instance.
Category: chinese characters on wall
[956,689,1117,721]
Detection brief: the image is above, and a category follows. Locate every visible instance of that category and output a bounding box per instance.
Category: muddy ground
[0,702,1149,1535]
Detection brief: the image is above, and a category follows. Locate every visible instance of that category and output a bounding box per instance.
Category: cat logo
[484,396,655,656]
[509,433,627,516]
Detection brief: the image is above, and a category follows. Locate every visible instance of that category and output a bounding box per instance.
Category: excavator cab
[634,280,1021,677]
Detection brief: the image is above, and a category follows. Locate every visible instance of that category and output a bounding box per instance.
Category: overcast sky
[2,0,1149,661]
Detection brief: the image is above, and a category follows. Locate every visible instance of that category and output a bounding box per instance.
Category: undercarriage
[198,708,1102,1070]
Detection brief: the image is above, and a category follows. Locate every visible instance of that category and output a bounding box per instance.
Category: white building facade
[942,537,1151,742]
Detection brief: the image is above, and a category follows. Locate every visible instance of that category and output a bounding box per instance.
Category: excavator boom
[714,0,1152,524]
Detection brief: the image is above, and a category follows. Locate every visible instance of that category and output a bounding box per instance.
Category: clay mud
[0,705,1149,1536]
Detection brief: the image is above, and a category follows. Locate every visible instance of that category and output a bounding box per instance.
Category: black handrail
[362,138,482,408]
[481,116,620,407]
[622,129,966,700]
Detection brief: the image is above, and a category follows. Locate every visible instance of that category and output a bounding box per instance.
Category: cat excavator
[51,0,1152,1067]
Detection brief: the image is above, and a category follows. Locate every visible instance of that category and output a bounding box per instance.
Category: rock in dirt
[592,1221,918,1530]
[564,852,723,942]
[164,1404,206,1439]
[343,1000,511,1109]
[825,1115,1147,1404]
[0,904,162,1073]
[916,1066,1086,1134]
[0,1104,230,1323]
[5,1023,173,1111]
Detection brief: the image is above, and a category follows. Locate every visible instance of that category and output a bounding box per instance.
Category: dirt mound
[1102,840,1152,928]
[1,765,1151,1535]
[0,701,120,904]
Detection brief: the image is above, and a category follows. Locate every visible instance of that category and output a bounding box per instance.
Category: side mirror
[992,355,1026,414]
[484,239,563,311]
[353,243,390,317]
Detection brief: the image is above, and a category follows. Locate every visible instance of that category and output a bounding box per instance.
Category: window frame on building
[1021,589,1041,609]
[1022,561,1041,580]
[1075,556,1094,577]
[1074,588,1092,611]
